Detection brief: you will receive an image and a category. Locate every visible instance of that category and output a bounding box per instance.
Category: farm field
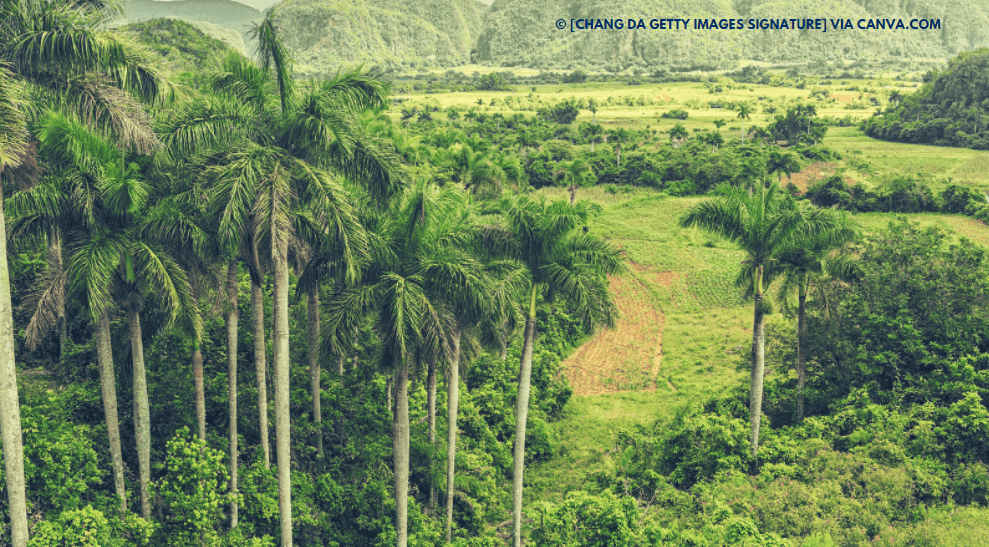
[400,79,989,193]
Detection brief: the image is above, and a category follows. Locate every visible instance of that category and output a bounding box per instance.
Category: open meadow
[400,78,989,195]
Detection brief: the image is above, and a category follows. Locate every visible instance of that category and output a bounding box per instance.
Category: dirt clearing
[563,275,666,395]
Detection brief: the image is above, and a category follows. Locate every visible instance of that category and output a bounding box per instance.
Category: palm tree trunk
[427,358,437,513]
[226,260,239,529]
[590,141,595,153]
[192,337,205,443]
[796,277,808,422]
[0,185,28,547]
[337,354,344,376]
[95,310,127,511]
[512,285,538,547]
[394,355,410,547]
[46,229,66,364]
[445,326,462,542]
[273,234,292,547]
[616,145,621,167]
[307,288,323,458]
[749,269,766,473]
[251,278,270,469]
[387,376,393,422]
[126,302,152,520]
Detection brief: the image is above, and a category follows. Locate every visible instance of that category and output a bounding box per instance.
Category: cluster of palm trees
[680,180,858,467]
[0,3,625,547]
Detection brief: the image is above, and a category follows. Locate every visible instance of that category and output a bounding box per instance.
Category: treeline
[805,175,989,221]
[862,48,989,150]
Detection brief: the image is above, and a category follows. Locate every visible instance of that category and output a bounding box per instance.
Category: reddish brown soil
[784,162,856,193]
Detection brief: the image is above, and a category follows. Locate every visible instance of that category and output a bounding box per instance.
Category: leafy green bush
[156,428,232,547]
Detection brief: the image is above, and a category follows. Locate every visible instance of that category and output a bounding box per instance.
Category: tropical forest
[3,1,989,547]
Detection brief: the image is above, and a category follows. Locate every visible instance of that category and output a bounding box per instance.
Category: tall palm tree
[27,112,203,519]
[680,181,831,468]
[326,181,489,546]
[668,123,688,148]
[555,158,595,205]
[579,122,604,153]
[499,194,623,547]
[608,128,631,167]
[736,104,753,143]
[774,208,859,421]
[0,60,31,547]
[0,0,169,367]
[0,0,168,152]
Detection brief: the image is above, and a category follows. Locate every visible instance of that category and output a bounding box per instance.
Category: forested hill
[477,0,989,68]
[862,47,989,149]
[124,0,262,37]
[122,18,242,74]
[274,0,489,70]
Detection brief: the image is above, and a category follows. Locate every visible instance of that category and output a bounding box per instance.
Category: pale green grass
[823,126,989,190]
[528,188,751,503]
[855,212,989,248]
[527,188,989,514]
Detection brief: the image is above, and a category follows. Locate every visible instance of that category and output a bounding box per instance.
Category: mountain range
[119,0,989,72]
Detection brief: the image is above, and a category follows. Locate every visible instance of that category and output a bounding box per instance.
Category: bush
[661,108,689,120]
[157,427,231,547]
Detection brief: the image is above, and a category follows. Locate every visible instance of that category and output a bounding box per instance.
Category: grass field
[400,79,989,192]
[526,184,989,542]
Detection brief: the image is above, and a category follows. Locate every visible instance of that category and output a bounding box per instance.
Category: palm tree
[705,131,725,151]
[0,0,169,367]
[28,112,203,519]
[713,118,726,132]
[588,98,598,124]
[753,126,772,147]
[499,194,623,546]
[325,181,489,546]
[668,123,688,148]
[736,104,753,143]
[608,128,631,167]
[555,158,596,205]
[579,122,604,153]
[774,208,859,421]
[0,0,168,152]
[0,61,30,547]
[680,181,831,468]
[767,149,800,183]
[439,144,507,195]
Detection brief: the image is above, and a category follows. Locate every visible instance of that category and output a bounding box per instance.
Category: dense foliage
[863,49,989,149]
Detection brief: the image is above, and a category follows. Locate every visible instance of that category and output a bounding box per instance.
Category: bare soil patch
[785,162,855,193]
[564,275,666,395]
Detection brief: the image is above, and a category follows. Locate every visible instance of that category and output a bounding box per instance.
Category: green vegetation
[124,19,240,75]
[4,2,989,547]
[864,49,989,150]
